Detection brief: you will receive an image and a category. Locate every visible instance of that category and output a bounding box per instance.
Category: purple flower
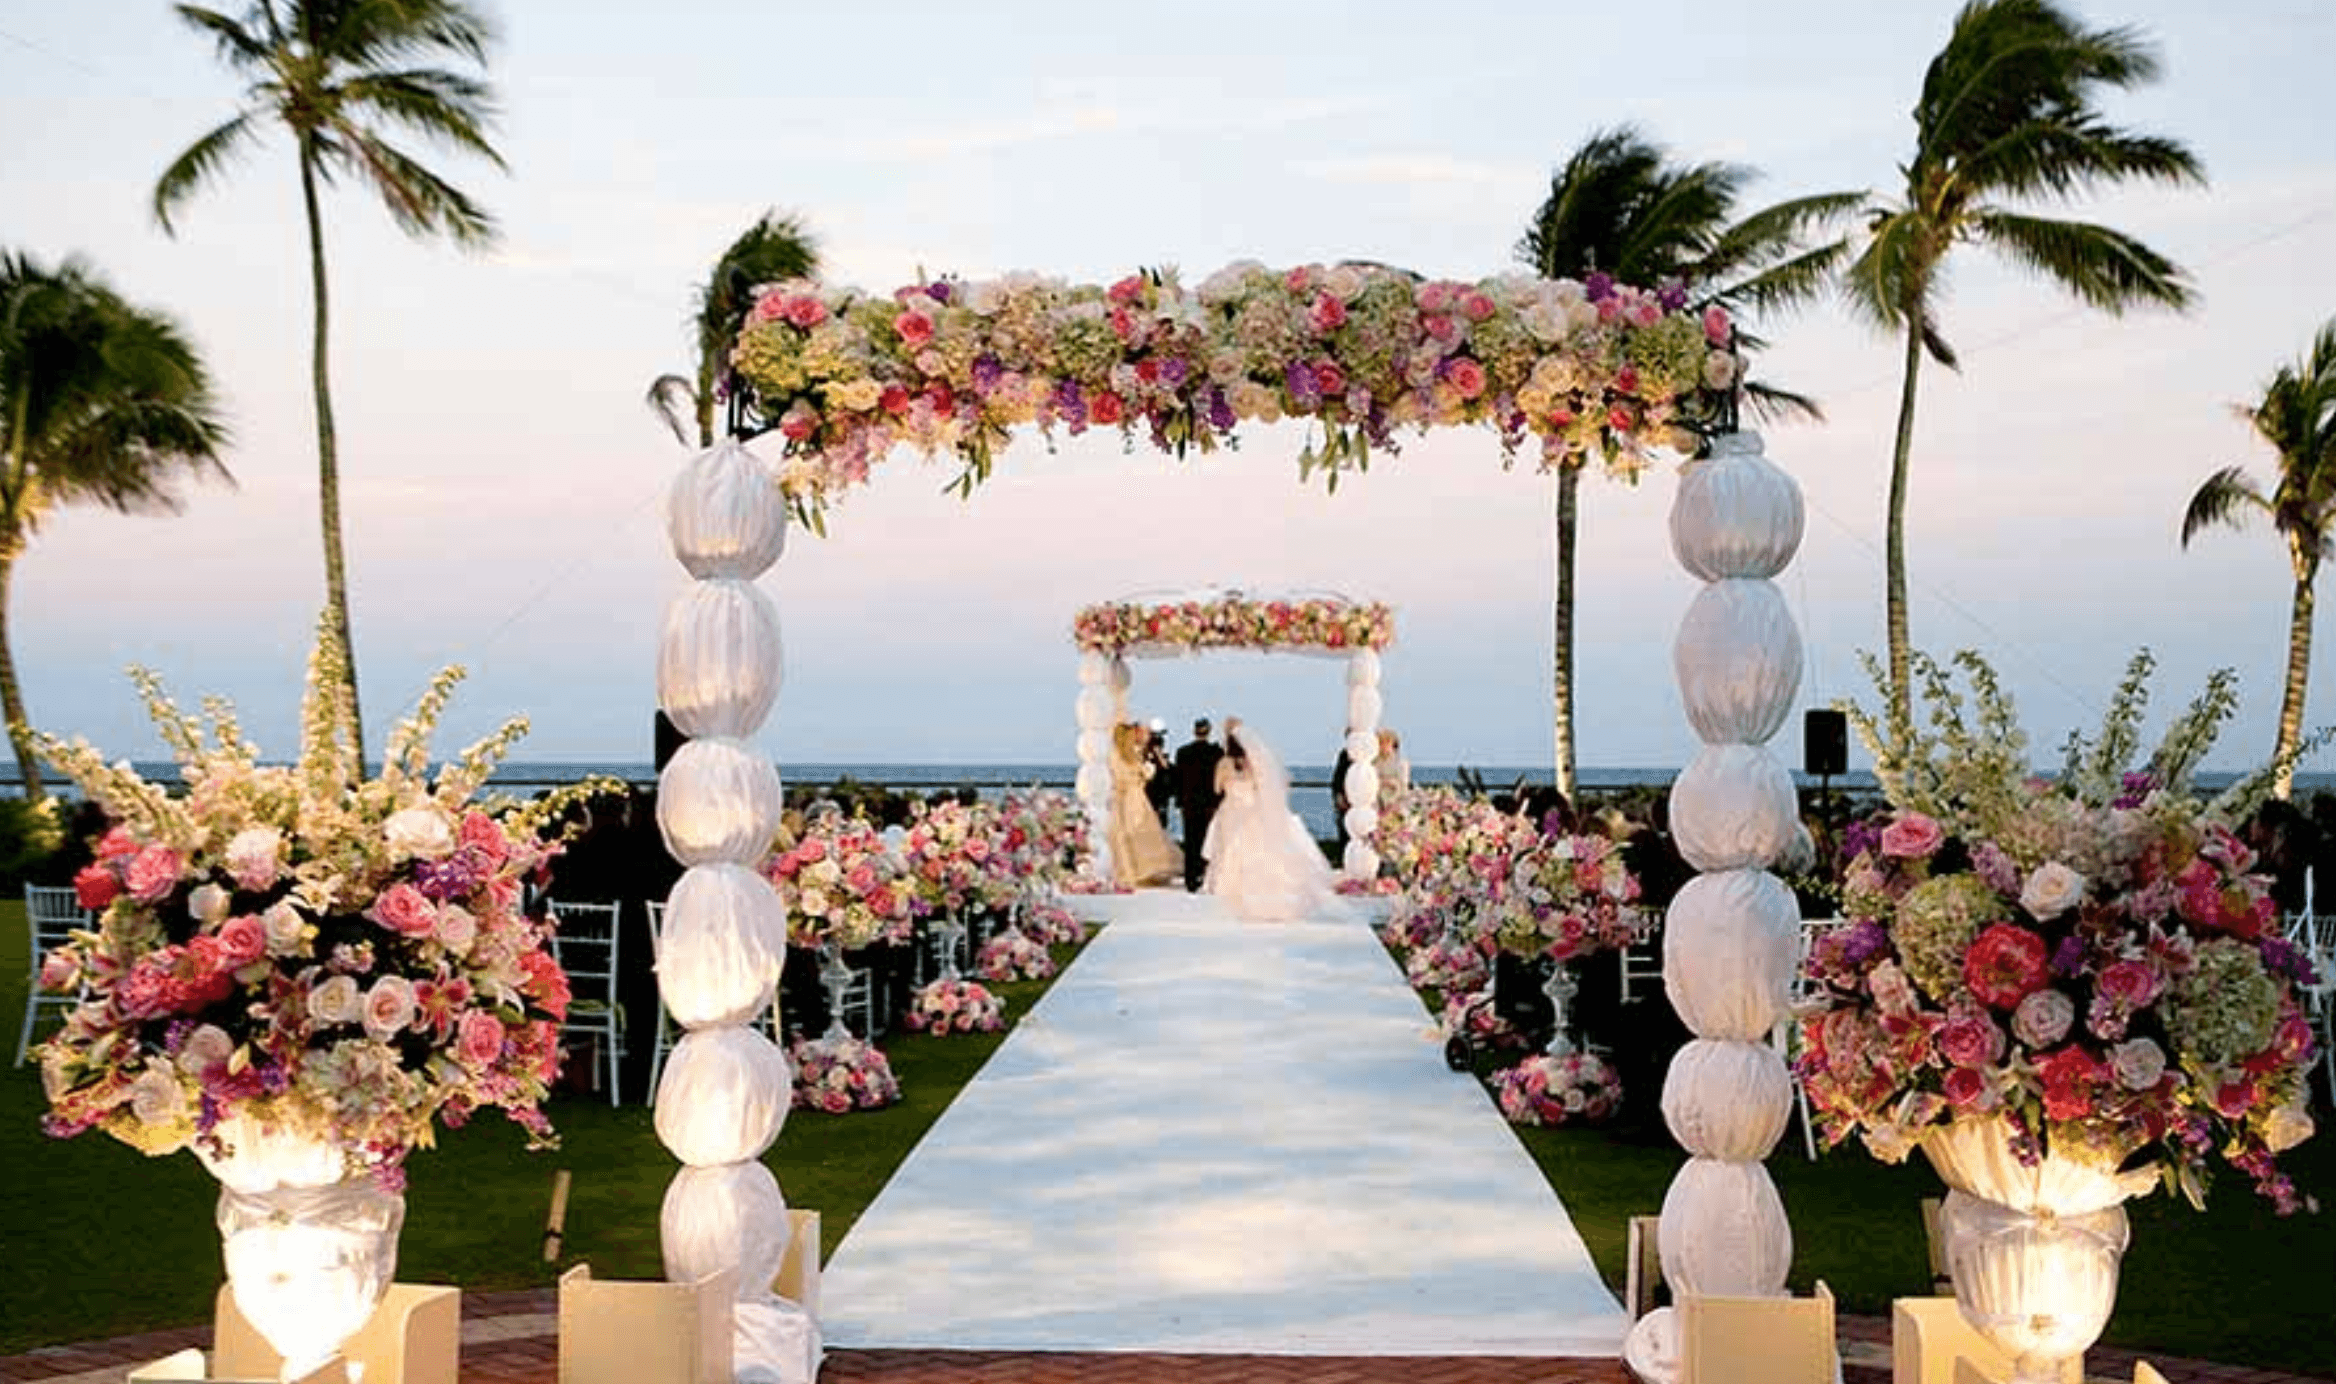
[1285,361,1319,401]
[1583,272,1615,302]
[2114,771,2156,810]
[1160,357,1190,388]
[971,354,1004,393]
[1207,387,1236,431]
[2049,934,2089,979]
[1053,379,1087,428]
[925,281,953,304]
[414,851,483,903]
[1971,841,2022,896]
[1656,281,1689,311]
[1840,918,1892,968]
[2259,934,2317,986]
[1842,820,1884,861]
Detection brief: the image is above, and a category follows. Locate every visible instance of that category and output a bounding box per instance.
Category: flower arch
[1067,590,1398,881]
[650,259,1811,1384]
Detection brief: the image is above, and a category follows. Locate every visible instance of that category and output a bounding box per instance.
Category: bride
[1203,719,1346,921]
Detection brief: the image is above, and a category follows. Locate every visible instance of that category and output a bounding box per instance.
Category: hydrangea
[1895,873,2003,1002]
[2163,938,2280,1064]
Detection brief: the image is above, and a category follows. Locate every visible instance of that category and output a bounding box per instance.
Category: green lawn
[3,901,2332,1374]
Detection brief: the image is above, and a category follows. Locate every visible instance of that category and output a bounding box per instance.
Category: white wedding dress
[1203,727,1346,922]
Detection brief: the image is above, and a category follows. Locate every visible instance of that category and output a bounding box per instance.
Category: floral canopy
[724,259,1740,526]
[1073,592,1394,658]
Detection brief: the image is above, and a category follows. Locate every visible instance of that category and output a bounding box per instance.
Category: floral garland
[1802,651,2321,1210]
[1072,597,1394,656]
[30,622,616,1179]
[904,978,1005,1037]
[729,262,1739,523]
[788,1035,901,1113]
[1494,1053,1625,1127]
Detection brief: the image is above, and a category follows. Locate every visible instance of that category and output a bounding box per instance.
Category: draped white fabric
[1628,432,1806,1381]
[655,441,811,1382]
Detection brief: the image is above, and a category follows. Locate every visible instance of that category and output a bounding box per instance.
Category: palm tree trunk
[2273,563,2315,800]
[1553,464,1580,801]
[0,552,43,801]
[1884,318,1925,734]
[300,141,364,758]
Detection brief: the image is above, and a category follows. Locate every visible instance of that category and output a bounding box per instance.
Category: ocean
[26,760,2317,843]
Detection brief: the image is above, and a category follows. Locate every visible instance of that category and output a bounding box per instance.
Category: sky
[4,0,2335,778]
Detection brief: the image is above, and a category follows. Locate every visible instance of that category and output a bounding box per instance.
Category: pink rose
[2010,988,2076,1047]
[1702,303,1732,346]
[123,845,184,903]
[1878,812,1944,859]
[1941,1065,1993,1111]
[2107,1037,2166,1092]
[1461,292,1496,323]
[778,402,820,442]
[215,915,267,969]
[96,827,139,861]
[893,310,934,347]
[1313,362,1346,396]
[459,811,509,866]
[747,291,787,326]
[783,295,827,329]
[362,975,418,1042]
[436,905,478,956]
[1416,281,1455,315]
[1309,294,1347,332]
[457,1010,505,1068]
[73,862,121,911]
[1446,359,1487,399]
[1627,298,1662,328]
[369,883,437,938]
[2095,959,2160,1009]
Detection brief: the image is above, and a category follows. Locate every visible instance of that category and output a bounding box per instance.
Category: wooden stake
[542,1169,573,1263]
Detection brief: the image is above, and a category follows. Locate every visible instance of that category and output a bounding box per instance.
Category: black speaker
[653,709,687,773]
[1804,708,1847,778]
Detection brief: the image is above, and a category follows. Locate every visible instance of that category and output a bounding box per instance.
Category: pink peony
[457,1010,506,1068]
[123,845,184,903]
[1965,924,2049,1009]
[1936,1008,2006,1068]
[223,826,285,891]
[783,295,827,329]
[2096,959,2161,1009]
[1878,812,1945,859]
[73,862,121,911]
[215,915,267,969]
[369,883,438,938]
[459,810,510,866]
[893,310,934,347]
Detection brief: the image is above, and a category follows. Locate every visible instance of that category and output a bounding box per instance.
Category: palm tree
[2181,320,2336,800]
[154,0,505,756]
[1835,0,2203,731]
[1516,126,1859,796]
[0,252,231,798]
[648,211,819,448]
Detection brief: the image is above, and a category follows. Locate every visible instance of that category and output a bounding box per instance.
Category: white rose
[383,806,456,860]
[262,900,310,956]
[224,826,285,890]
[2020,861,2086,920]
[308,974,363,1027]
[129,1065,187,1127]
[176,1024,235,1076]
[187,882,232,926]
[2011,988,2077,1047]
[2108,1037,2166,1092]
[1324,263,1366,301]
[800,888,831,918]
[807,858,843,887]
[362,975,418,1042]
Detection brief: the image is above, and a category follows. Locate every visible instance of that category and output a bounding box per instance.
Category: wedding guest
[1107,722,1179,887]
[2243,798,2315,916]
[1374,728,1411,803]
[1173,718,1225,892]
[1143,719,1176,826]
[1330,727,1355,855]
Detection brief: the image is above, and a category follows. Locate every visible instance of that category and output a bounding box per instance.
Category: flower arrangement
[1800,651,2321,1210]
[976,928,1055,982]
[1021,901,1089,948]
[1441,990,1531,1055]
[1335,874,1402,897]
[762,814,917,949]
[730,262,1739,524]
[1493,1052,1624,1127]
[787,1035,901,1113]
[900,799,1021,917]
[1404,933,1491,995]
[1072,596,1394,656]
[1058,876,1132,896]
[29,624,617,1181]
[994,786,1091,891]
[1483,831,1650,962]
[1377,786,1646,966]
[902,977,1005,1036]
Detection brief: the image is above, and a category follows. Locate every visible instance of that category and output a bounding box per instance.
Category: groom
[1172,718,1224,892]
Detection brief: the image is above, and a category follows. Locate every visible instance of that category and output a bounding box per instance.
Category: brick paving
[2,1290,2327,1384]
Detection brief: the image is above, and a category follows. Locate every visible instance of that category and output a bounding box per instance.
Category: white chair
[549,900,624,1106]
[1617,935,1662,1005]
[2289,913,2335,1101]
[18,884,92,1066]
[1773,917,1849,1160]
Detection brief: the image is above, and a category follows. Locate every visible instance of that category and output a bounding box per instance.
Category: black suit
[1172,737,1225,891]
[1330,747,1355,854]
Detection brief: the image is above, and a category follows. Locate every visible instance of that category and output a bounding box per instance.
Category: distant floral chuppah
[1073,596,1394,656]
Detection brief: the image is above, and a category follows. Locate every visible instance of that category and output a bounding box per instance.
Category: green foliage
[0,794,62,888]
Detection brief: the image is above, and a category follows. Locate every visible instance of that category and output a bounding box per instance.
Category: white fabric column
[654,439,817,1383]
[1340,651,1384,880]
[1624,431,1806,1382]
[1074,655,1116,879]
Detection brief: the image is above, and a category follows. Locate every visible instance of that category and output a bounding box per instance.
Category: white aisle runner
[817,889,1631,1356]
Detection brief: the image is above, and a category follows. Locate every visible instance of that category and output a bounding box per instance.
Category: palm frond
[1921,311,1960,370]
[1839,206,1934,335]
[1972,208,2194,313]
[2180,465,2266,547]
[1741,379,1826,425]
[335,67,505,167]
[1715,239,1857,316]
[1701,190,1867,284]
[644,374,698,447]
[332,130,498,245]
[1919,0,2165,162]
[153,113,261,233]
[1960,118,2203,201]
[695,211,819,363]
[170,4,270,68]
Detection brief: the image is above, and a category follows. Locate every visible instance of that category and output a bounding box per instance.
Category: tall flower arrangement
[1072,597,1395,656]
[729,262,1738,524]
[762,815,917,950]
[1801,651,2320,1210]
[31,625,615,1180]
